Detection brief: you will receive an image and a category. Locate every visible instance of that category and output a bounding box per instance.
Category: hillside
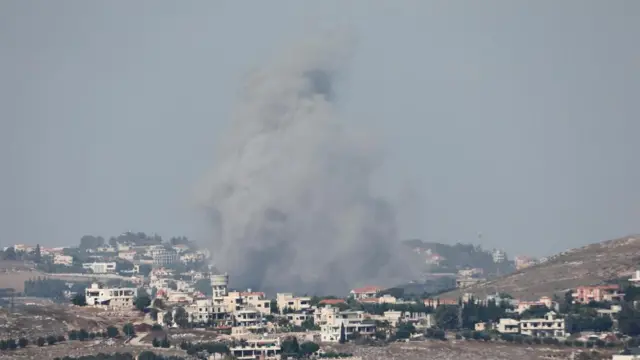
[439,234,640,300]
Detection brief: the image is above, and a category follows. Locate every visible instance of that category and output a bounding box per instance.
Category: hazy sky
[1,1,638,257]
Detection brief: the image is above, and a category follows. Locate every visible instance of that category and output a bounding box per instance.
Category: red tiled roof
[350,286,382,294]
[319,299,346,305]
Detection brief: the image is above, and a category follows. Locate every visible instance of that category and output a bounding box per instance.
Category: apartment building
[320,310,377,342]
[185,299,230,325]
[85,282,137,309]
[516,296,558,314]
[520,312,568,338]
[286,312,314,326]
[349,286,381,300]
[276,293,311,313]
[573,285,624,303]
[229,338,281,360]
[53,254,73,265]
[383,310,433,327]
[233,309,263,329]
[150,247,178,265]
[224,290,271,314]
[496,318,520,334]
[82,262,116,274]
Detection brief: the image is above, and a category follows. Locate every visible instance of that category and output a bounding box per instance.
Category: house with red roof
[349,286,382,300]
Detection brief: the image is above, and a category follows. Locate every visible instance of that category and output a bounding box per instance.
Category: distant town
[1,233,640,360]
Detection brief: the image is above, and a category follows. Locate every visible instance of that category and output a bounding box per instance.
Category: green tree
[123,323,136,337]
[18,338,28,348]
[299,341,320,356]
[106,326,119,338]
[78,329,89,341]
[72,293,87,306]
[174,307,189,328]
[47,335,57,345]
[435,305,459,330]
[281,336,300,356]
[36,337,45,346]
[34,244,42,263]
[68,330,78,340]
[2,247,17,260]
[339,323,346,344]
[57,335,65,342]
[135,293,151,312]
[152,338,160,347]
[161,336,170,348]
[617,304,640,336]
[7,339,17,349]
[163,311,173,327]
[0,340,7,350]
[137,351,158,360]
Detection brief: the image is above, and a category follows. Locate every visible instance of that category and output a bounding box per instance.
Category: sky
[1,0,638,258]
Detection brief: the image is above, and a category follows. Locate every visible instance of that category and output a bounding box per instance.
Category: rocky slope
[440,235,640,300]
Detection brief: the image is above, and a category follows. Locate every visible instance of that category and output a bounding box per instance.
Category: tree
[57,335,65,342]
[72,293,87,306]
[299,341,320,356]
[18,338,28,348]
[281,336,300,356]
[152,324,163,331]
[47,335,57,345]
[174,307,189,328]
[161,336,170,348]
[2,247,17,260]
[339,323,346,344]
[78,329,89,341]
[617,304,640,336]
[152,338,160,347]
[36,337,45,346]
[68,330,78,340]
[135,294,151,312]
[106,326,119,338]
[123,323,136,337]
[138,264,153,277]
[79,235,104,250]
[435,305,459,330]
[7,339,17,350]
[163,311,173,327]
[34,244,42,263]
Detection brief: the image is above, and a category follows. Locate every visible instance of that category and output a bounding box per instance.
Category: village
[2,236,640,360]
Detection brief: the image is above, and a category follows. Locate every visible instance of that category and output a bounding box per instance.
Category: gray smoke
[199,35,418,295]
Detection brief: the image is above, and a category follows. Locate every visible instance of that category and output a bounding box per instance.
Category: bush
[78,329,89,341]
[36,337,45,346]
[152,338,160,347]
[0,340,7,350]
[455,333,462,340]
[107,325,119,338]
[18,338,28,348]
[68,330,78,340]
[7,339,17,350]
[57,335,66,342]
[47,335,57,345]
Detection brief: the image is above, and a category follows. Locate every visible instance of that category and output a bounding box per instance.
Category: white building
[229,338,281,360]
[349,286,382,300]
[519,312,568,338]
[496,318,520,334]
[211,273,229,299]
[629,270,640,287]
[118,250,136,262]
[286,312,314,326]
[320,309,376,342]
[150,248,178,265]
[82,262,117,273]
[185,298,230,325]
[85,282,136,309]
[53,254,73,265]
[492,249,506,263]
[276,293,311,313]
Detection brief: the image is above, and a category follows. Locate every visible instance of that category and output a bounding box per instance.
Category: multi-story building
[82,262,117,274]
[185,298,230,326]
[233,309,263,329]
[150,248,178,265]
[118,250,136,262]
[229,338,281,360]
[456,276,485,288]
[520,312,569,338]
[211,273,229,299]
[516,296,558,313]
[320,309,377,342]
[286,312,314,326]
[225,290,271,314]
[349,286,381,300]
[276,293,311,313]
[85,282,137,309]
[573,285,624,303]
[492,249,506,263]
[496,318,520,334]
[53,254,73,265]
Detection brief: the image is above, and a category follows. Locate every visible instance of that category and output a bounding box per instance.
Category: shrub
[18,338,28,348]
[47,335,57,345]
[7,339,17,350]
[68,330,78,340]
[36,337,45,347]
[106,326,119,338]
[57,335,66,342]
[455,333,462,340]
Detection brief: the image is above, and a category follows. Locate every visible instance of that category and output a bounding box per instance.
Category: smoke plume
[200,35,417,295]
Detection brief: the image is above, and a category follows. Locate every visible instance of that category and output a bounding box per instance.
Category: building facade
[85,282,137,309]
[82,262,117,273]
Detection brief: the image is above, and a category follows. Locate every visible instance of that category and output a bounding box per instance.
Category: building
[224,290,271,314]
[286,312,314,327]
[276,293,311,313]
[456,277,485,288]
[185,298,230,326]
[629,270,640,287]
[233,309,263,329]
[82,262,117,274]
[85,282,136,309]
[515,256,537,270]
[229,338,281,360]
[349,286,381,300]
[150,247,178,265]
[492,249,506,263]
[53,254,73,265]
[573,285,624,303]
[320,310,376,342]
[516,296,558,314]
[211,273,229,299]
[118,250,136,262]
[519,311,568,338]
[424,298,458,307]
[496,318,520,334]
[383,310,432,327]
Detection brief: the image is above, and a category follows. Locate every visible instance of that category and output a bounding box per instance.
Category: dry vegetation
[442,235,640,300]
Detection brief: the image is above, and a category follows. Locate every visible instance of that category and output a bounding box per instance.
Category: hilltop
[439,234,640,300]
